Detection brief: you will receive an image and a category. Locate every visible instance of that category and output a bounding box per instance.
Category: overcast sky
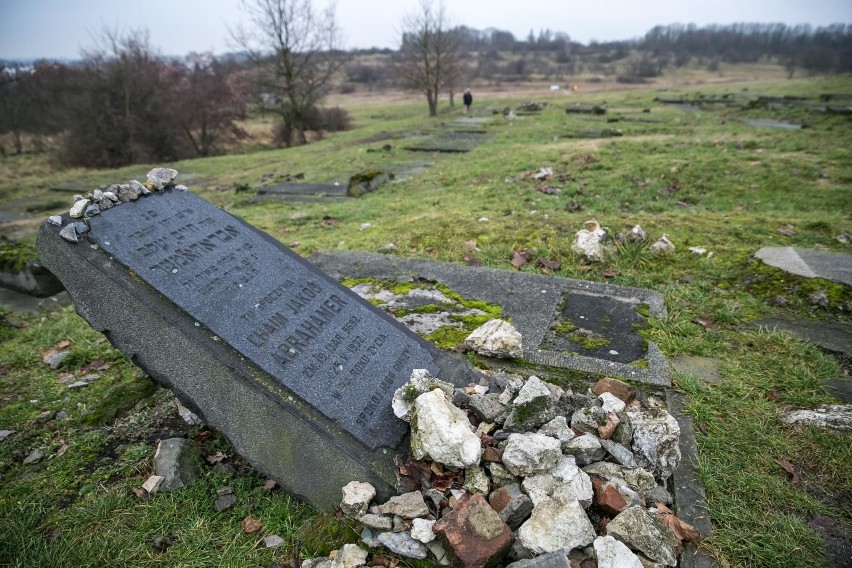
[1,0,850,60]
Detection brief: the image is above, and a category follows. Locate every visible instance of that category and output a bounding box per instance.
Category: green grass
[1,71,851,567]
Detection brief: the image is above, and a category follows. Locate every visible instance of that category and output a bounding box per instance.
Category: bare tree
[398,0,460,117]
[233,0,344,146]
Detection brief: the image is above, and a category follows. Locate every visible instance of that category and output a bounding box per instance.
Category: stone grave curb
[667,390,718,568]
[310,252,670,387]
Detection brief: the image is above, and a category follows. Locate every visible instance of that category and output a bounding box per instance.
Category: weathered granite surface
[36,190,477,510]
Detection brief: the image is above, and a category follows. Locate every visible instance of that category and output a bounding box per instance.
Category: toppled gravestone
[36,174,478,510]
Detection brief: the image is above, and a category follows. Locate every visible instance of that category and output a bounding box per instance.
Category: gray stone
[391,368,455,422]
[425,539,452,565]
[571,405,609,435]
[341,481,376,517]
[594,535,643,568]
[518,497,596,554]
[37,188,476,510]
[0,430,15,442]
[468,393,508,422]
[755,247,852,286]
[214,493,237,511]
[67,381,89,389]
[563,433,606,466]
[117,183,142,202]
[537,416,575,444]
[504,376,556,431]
[599,438,639,468]
[360,527,382,548]
[649,485,673,506]
[671,356,723,385]
[42,351,68,369]
[582,462,657,501]
[649,235,675,253]
[72,222,89,236]
[410,389,482,467]
[35,410,54,423]
[84,203,101,218]
[502,432,561,476]
[378,491,429,519]
[264,534,284,548]
[174,398,203,425]
[311,251,669,386]
[599,392,627,413]
[486,462,518,487]
[211,462,235,476]
[489,483,533,530]
[628,409,681,481]
[23,449,43,465]
[376,530,428,559]
[781,404,852,431]
[607,506,679,566]
[505,549,570,568]
[47,215,63,226]
[146,167,178,190]
[154,438,200,491]
[465,319,523,358]
[358,513,392,531]
[464,465,490,495]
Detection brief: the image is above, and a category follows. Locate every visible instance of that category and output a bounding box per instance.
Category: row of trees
[0,33,247,166]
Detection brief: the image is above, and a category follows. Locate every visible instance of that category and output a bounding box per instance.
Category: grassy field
[1,71,851,567]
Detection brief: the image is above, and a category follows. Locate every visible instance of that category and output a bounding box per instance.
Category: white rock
[69,199,90,218]
[628,409,681,481]
[688,246,708,255]
[426,539,451,565]
[465,319,523,358]
[781,405,852,432]
[332,543,368,568]
[629,225,647,242]
[264,534,284,548]
[392,369,455,422]
[551,455,593,508]
[502,432,561,476]
[599,392,626,414]
[537,416,575,444]
[518,497,596,554]
[594,535,643,568]
[142,475,164,494]
[498,376,525,405]
[571,219,608,261]
[607,506,679,566]
[340,481,376,517]
[411,518,436,543]
[174,398,203,426]
[410,389,482,467]
[649,234,675,253]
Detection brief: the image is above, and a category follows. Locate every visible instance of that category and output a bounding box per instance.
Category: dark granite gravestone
[36,190,477,510]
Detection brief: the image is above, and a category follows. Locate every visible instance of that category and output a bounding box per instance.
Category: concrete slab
[671,356,723,385]
[755,247,852,286]
[755,317,852,359]
[256,183,347,197]
[0,288,71,314]
[310,252,670,386]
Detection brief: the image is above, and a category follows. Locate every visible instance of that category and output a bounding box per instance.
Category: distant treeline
[1,22,850,166]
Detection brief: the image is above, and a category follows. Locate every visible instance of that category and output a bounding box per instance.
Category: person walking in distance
[463,89,473,115]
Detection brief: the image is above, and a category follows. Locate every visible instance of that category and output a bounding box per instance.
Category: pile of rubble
[305,370,699,568]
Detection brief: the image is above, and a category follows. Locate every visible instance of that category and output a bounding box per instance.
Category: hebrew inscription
[87,191,437,448]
